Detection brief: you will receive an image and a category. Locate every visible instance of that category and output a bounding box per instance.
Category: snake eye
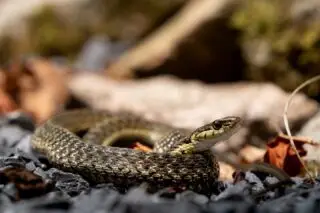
[212,120,222,129]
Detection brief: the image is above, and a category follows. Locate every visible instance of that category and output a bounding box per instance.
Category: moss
[0,0,184,63]
[230,0,320,96]
[26,6,91,60]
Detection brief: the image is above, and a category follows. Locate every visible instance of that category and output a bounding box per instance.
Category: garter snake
[31,109,290,194]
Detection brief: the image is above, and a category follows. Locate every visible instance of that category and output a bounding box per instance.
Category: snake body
[31,109,242,193]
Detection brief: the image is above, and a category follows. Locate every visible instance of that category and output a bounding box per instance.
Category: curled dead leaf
[0,58,71,123]
[264,134,319,177]
[132,142,152,152]
[0,167,54,201]
[0,69,19,113]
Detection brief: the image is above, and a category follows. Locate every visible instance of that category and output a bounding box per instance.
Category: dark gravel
[0,111,319,213]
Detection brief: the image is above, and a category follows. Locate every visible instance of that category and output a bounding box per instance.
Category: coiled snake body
[31,109,242,193]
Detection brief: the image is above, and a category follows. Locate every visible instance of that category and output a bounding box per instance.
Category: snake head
[189,116,242,152]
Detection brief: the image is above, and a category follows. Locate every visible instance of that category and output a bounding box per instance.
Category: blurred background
[0,0,319,117]
[0,0,320,180]
[0,0,319,94]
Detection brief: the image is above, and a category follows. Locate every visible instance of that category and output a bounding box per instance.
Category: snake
[31,109,291,194]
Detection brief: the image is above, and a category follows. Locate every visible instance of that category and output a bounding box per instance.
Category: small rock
[295,196,320,213]
[176,190,209,204]
[122,185,155,203]
[45,168,89,196]
[71,188,120,213]
[244,172,265,193]
[0,167,54,200]
[6,196,72,213]
[92,183,125,193]
[25,162,37,171]
[15,135,34,156]
[0,126,30,148]
[207,200,255,213]
[6,112,35,132]
[213,181,252,201]
[0,156,26,168]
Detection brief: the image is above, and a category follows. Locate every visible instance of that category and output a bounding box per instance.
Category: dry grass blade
[283,74,320,182]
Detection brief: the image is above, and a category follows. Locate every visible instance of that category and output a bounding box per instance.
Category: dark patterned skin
[31,109,241,194]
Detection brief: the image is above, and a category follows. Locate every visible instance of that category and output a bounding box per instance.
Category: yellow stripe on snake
[31,109,288,194]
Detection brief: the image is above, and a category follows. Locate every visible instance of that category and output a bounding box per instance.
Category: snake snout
[190,116,243,152]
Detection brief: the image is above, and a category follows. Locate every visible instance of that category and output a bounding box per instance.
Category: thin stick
[283,74,320,182]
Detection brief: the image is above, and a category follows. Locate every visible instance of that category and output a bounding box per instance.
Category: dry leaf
[19,58,70,123]
[1,58,71,123]
[0,71,18,113]
[0,58,71,123]
[263,134,317,176]
[132,142,152,152]
[0,69,19,113]
[0,89,18,113]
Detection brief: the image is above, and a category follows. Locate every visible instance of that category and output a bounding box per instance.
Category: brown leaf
[0,70,19,113]
[132,142,152,152]
[0,88,18,113]
[1,58,71,123]
[19,58,71,123]
[0,167,54,201]
[263,134,316,176]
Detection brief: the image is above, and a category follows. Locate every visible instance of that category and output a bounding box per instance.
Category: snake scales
[31,109,289,194]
